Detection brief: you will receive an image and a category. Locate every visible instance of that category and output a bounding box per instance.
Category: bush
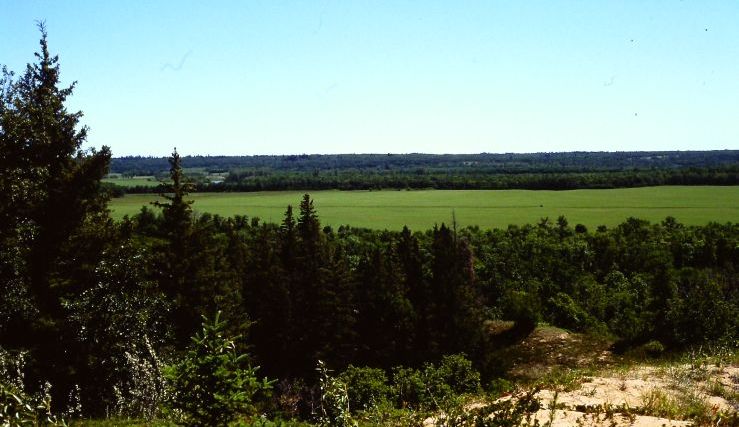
[435,354,481,395]
[641,340,666,357]
[337,365,390,411]
[0,349,66,426]
[501,290,540,331]
[0,381,66,427]
[391,366,427,409]
[487,378,513,396]
[390,354,481,411]
[165,312,272,426]
[547,292,594,332]
[315,361,355,427]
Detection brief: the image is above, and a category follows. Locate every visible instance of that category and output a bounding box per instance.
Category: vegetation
[109,186,739,229]
[1,26,737,426]
[165,313,272,426]
[106,152,739,193]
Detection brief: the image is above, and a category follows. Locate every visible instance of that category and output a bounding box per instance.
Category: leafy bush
[391,354,481,411]
[0,349,66,426]
[0,382,67,427]
[547,292,594,332]
[165,312,272,426]
[391,366,428,409]
[112,337,167,420]
[666,270,739,346]
[336,365,390,411]
[315,361,356,427]
[435,354,481,395]
[501,290,540,331]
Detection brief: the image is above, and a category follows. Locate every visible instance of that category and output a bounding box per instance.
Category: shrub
[0,349,66,426]
[337,365,390,411]
[0,381,67,427]
[112,336,167,420]
[487,378,514,396]
[165,312,272,426]
[391,354,481,411]
[641,340,665,357]
[547,292,594,332]
[501,290,540,331]
[315,360,356,427]
[391,366,428,409]
[435,354,481,395]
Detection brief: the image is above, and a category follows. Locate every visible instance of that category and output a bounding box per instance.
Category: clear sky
[1,1,738,156]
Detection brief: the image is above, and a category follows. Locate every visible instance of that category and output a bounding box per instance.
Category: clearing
[108,186,739,230]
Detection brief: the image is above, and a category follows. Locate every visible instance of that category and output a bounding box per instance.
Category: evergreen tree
[152,148,208,343]
[395,226,427,365]
[153,148,194,253]
[0,25,114,410]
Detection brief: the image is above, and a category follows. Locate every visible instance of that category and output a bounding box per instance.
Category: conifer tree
[153,148,194,243]
[152,148,198,342]
[0,23,112,409]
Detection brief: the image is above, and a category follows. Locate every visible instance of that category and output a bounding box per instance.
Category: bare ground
[426,326,739,426]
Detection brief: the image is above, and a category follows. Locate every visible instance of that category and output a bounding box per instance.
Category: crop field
[108,186,738,230]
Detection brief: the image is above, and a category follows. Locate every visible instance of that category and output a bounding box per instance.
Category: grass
[107,186,739,230]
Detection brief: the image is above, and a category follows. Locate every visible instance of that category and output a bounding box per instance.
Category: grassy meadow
[108,186,738,230]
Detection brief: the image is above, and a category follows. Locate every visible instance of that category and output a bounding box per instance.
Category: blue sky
[1,1,737,156]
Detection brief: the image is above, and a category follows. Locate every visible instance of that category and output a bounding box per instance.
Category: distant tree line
[111,165,739,195]
[111,151,739,176]
[107,151,739,194]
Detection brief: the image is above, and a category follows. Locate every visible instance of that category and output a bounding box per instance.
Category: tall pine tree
[0,23,112,407]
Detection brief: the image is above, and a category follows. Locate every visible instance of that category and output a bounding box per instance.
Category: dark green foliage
[666,269,738,346]
[547,292,595,332]
[390,366,428,409]
[499,291,541,332]
[389,354,481,410]
[337,366,390,411]
[434,354,481,395]
[165,312,272,426]
[151,149,244,345]
[0,24,112,412]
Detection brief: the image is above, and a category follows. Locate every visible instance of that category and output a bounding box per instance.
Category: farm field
[108,186,738,230]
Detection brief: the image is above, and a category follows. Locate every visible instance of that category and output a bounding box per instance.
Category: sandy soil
[425,324,738,426]
[425,364,738,426]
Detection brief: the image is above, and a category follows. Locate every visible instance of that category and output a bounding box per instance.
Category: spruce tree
[0,23,112,408]
[152,148,197,342]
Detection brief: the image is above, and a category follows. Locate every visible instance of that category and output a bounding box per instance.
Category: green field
[108,186,738,230]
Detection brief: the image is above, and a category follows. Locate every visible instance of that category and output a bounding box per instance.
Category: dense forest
[1,30,738,426]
